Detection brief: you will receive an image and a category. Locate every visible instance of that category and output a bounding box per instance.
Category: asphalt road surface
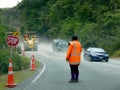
[9,42,120,90]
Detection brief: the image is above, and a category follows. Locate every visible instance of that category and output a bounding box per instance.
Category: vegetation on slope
[0,0,120,56]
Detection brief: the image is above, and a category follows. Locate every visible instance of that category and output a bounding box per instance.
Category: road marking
[31,61,46,84]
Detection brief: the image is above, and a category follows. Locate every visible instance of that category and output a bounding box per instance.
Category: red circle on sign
[6,36,19,47]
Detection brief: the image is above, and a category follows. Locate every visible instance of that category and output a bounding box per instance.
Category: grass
[111,50,120,58]
[0,61,41,90]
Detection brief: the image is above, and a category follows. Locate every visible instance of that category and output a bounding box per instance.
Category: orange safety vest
[66,40,82,65]
[24,35,28,38]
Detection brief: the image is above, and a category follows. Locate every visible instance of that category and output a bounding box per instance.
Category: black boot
[74,73,79,82]
[68,74,76,83]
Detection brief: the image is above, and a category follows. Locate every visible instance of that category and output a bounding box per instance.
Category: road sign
[13,31,20,37]
[6,36,19,47]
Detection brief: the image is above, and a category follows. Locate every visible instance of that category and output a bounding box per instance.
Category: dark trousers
[70,65,79,80]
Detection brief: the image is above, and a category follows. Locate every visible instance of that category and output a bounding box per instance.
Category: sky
[0,0,22,8]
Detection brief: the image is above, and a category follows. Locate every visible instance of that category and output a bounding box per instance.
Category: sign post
[5,35,19,88]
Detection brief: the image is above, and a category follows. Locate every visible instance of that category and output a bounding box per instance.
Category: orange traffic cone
[30,55,36,71]
[5,59,17,88]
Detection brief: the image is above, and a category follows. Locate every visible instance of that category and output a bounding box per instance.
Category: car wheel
[88,56,91,61]
[105,59,109,62]
[34,43,38,51]
[24,44,28,51]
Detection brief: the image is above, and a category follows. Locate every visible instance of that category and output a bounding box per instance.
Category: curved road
[10,42,120,90]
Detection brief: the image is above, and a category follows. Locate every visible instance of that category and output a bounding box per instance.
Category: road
[9,42,120,90]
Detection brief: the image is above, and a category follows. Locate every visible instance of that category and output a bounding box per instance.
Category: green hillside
[0,0,120,56]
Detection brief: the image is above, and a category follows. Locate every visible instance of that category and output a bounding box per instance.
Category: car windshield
[90,48,105,53]
[58,41,68,46]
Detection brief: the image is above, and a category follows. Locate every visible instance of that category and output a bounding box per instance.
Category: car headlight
[105,54,109,57]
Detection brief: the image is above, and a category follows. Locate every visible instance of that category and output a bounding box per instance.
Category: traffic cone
[5,59,17,88]
[30,55,36,71]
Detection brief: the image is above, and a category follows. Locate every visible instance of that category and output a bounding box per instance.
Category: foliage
[111,50,120,57]
[0,49,30,74]
[1,0,120,56]
[0,26,7,48]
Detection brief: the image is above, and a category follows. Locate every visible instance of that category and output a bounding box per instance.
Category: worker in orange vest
[66,36,82,83]
[24,34,28,41]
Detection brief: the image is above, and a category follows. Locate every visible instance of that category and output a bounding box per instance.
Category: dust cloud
[37,37,66,59]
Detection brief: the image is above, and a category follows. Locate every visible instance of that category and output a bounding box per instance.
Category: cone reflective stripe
[9,62,12,67]
[5,59,17,88]
[8,71,14,74]
[8,62,13,71]
[30,55,36,71]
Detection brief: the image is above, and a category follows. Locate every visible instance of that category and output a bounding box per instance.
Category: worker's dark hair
[72,36,78,41]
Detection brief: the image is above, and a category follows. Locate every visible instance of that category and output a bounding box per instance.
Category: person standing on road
[66,36,82,83]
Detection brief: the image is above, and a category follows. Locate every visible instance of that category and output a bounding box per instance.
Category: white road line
[31,62,46,84]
